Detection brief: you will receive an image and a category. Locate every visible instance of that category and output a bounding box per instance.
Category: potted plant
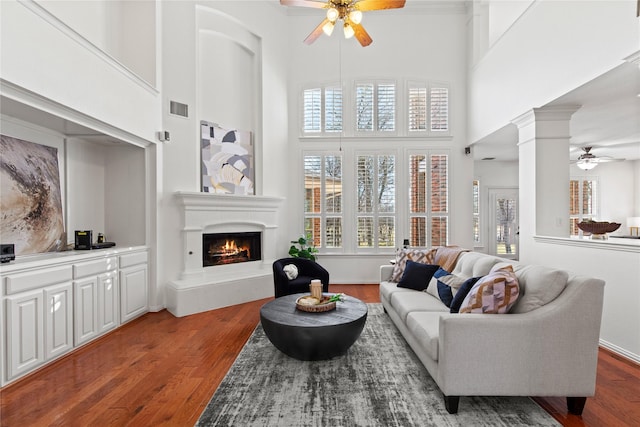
[289,234,318,261]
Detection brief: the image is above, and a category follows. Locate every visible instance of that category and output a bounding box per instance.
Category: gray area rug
[196,304,560,426]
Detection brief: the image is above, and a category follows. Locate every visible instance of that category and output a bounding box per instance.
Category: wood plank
[1,284,639,426]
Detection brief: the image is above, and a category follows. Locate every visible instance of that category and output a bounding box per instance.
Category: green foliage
[288,235,318,261]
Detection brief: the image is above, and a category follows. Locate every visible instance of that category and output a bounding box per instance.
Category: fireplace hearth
[203,232,261,267]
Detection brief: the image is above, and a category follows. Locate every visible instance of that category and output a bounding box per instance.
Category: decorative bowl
[577,221,621,235]
[296,295,336,313]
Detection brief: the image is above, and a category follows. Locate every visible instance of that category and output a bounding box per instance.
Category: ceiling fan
[571,146,625,170]
[280,0,406,47]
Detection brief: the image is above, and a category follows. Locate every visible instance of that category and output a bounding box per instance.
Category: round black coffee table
[260,293,368,361]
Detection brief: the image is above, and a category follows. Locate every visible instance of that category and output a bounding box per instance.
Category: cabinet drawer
[73,257,117,278]
[119,251,148,268]
[5,266,73,295]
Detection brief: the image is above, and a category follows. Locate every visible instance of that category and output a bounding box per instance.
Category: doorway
[488,188,519,260]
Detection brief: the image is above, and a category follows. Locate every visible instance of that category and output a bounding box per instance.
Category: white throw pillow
[283,264,298,280]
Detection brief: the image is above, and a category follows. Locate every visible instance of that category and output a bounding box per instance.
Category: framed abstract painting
[200,121,254,195]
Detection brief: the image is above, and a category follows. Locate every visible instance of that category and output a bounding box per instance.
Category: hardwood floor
[1,284,638,426]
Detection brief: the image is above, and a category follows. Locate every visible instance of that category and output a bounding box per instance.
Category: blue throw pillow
[434,268,454,307]
[397,261,440,291]
[450,276,482,313]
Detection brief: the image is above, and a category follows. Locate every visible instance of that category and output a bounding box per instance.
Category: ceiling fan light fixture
[349,10,363,24]
[322,20,335,36]
[343,22,355,39]
[577,159,597,170]
[326,7,339,22]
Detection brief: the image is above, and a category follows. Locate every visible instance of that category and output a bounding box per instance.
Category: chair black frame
[272,257,329,298]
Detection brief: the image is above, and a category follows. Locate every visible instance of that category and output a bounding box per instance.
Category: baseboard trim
[599,339,640,365]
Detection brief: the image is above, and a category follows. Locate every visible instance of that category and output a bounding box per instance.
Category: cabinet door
[44,282,73,361]
[74,277,99,346]
[120,264,148,323]
[98,271,119,333]
[6,290,44,380]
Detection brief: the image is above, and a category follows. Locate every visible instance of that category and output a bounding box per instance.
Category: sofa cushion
[449,276,482,313]
[380,280,415,303]
[452,252,502,278]
[390,291,449,322]
[510,264,569,313]
[406,312,442,361]
[397,261,439,291]
[459,265,520,314]
[390,247,436,282]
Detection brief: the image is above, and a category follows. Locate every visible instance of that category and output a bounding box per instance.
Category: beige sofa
[380,251,605,414]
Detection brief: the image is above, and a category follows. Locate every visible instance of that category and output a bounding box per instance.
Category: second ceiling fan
[280,0,406,47]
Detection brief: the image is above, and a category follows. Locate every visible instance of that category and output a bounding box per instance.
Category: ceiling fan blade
[304,18,330,45]
[352,23,373,47]
[595,157,626,163]
[280,0,327,8]
[355,0,406,11]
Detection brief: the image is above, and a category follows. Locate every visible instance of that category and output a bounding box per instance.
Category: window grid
[430,87,449,131]
[408,87,428,131]
[303,86,343,134]
[409,154,449,247]
[303,88,321,133]
[357,154,396,248]
[569,178,598,236]
[304,154,343,248]
[473,180,480,244]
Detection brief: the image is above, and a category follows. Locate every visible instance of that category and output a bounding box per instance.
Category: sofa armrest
[380,265,394,282]
[436,276,604,397]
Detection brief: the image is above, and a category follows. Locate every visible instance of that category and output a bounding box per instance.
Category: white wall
[0,0,160,142]
[469,0,639,143]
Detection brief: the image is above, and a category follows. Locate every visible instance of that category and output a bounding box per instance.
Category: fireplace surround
[166,192,284,317]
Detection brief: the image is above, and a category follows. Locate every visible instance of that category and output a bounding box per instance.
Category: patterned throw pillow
[390,248,436,282]
[458,265,520,314]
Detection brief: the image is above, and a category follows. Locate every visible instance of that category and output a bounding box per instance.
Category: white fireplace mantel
[166,191,284,317]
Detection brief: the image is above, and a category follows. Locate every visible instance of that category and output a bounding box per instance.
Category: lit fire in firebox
[203,232,261,267]
[208,239,250,263]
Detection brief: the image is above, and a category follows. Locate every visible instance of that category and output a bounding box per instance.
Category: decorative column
[512,105,580,242]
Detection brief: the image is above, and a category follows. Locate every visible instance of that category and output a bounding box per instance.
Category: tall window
[304,155,343,248]
[570,178,598,235]
[302,85,343,134]
[355,82,395,132]
[430,86,449,131]
[473,180,480,244]
[357,154,395,248]
[408,83,449,133]
[409,154,449,247]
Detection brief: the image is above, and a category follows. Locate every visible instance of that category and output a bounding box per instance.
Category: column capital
[512,104,581,129]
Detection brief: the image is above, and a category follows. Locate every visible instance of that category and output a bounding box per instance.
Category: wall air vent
[170,101,189,117]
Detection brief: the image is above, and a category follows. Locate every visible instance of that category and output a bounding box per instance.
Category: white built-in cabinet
[1,247,148,387]
[119,252,148,323]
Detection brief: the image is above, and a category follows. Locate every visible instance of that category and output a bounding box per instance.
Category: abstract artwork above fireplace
[200,121,254,195]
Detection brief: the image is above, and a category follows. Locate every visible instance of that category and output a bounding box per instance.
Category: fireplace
[203,232,261,267]
[168,192,284,317]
